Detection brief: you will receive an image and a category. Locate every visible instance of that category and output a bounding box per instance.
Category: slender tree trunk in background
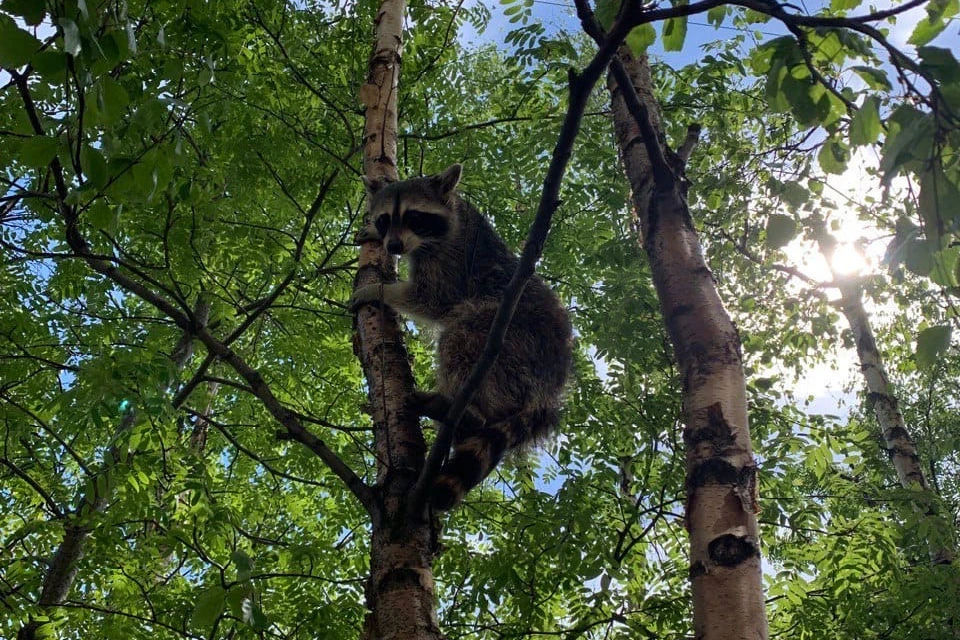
[607,47,768,640]
[355,2,442,638]
[149,378,220,577]
[17,303,209,640]
[819,234,954,564]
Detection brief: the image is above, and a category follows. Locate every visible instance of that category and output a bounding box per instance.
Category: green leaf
[625,24,656,55]
[594,0,619,29]
[908,0,958,46]
[32,50,68,79]
[706,5,727,26]
[818,139,849,174]
[98,77,130,124]
[916,325,952,369]
[191,586,226,631]
[849,96,881,145]
[81,145,109,188]
[765,214,798,249]
[850,66,891,91]
[930,246,960,287]
[918,165,960,244]
[18,136,59,167]
[765,61,790,113]
[2,0,45,25]
[904,238,933,276]
[917,46,960,85]
[662,15,687,52]
[830,0,861,9]
[880,106,935,179]
[780,181,809,208]
[86,201,115,232]
[782,76,821,125]
[131,158,159,201]
[0,14,42,67]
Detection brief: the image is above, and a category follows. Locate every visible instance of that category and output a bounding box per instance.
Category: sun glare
[830,243,869,276]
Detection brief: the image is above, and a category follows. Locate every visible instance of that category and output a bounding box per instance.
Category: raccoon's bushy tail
[430,406,559,511]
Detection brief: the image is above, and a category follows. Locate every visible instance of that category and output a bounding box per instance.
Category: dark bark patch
[689,560,707,579]
[377,567,423,595]
[683,402,735,450]
[668,303,695,323]
[868,391,899,410]
[883,426,913,444]
[688,458,740,488]
[692,265,713,280]
[708,534,759,567]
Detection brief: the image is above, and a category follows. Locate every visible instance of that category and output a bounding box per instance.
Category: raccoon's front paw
[348,284,383,312]
[354,226,381,245]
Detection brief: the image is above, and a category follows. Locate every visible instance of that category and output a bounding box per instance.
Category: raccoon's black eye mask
[374,214,391,238]
[404,209,448,238]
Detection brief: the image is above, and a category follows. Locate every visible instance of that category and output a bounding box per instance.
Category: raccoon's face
[363,165,462,256]
[370,202,451,256]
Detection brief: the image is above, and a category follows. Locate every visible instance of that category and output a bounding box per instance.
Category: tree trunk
[17,303,208,640]
[831,274,954,564]
[356,1,443,637]
[607,47,768,640]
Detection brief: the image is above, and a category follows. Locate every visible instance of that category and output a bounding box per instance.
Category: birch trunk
[17,303,208,640]
[834,277,954,564]
[608,47,768,640]
[356,1,443,637]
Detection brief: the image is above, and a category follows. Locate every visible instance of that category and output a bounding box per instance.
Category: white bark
[356,2,444,638]
[836,278,954,564]
[608,47,768,640]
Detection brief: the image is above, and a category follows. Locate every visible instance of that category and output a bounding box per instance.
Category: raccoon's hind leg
[411,390,486,433]
[429,405,559,511]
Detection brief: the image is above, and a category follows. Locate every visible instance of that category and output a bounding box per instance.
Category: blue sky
[461,0,958,66]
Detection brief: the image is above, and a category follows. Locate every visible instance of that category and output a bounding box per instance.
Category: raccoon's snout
[386,239,404,255]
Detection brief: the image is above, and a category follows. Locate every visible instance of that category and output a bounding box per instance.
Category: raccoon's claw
[354,226,381,245]
[348,284,382,312]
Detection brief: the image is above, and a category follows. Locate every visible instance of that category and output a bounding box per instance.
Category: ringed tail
[429,406,558,511]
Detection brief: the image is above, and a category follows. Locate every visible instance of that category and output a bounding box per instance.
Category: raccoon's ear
[362,174,392,196]
[431,164,462,194]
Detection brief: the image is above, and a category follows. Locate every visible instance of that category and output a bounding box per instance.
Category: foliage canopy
[1,0,958,638]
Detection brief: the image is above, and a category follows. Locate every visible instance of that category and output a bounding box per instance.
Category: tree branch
[0,458,63,518]
[193,326,377,515]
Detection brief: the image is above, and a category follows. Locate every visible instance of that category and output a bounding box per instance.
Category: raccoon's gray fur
[351,164,572,511]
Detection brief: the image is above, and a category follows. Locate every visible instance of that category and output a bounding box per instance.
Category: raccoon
[351,164,572,510]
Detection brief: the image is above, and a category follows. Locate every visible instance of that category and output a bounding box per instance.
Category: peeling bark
[356,2,443,638]
[608,48,768,640]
